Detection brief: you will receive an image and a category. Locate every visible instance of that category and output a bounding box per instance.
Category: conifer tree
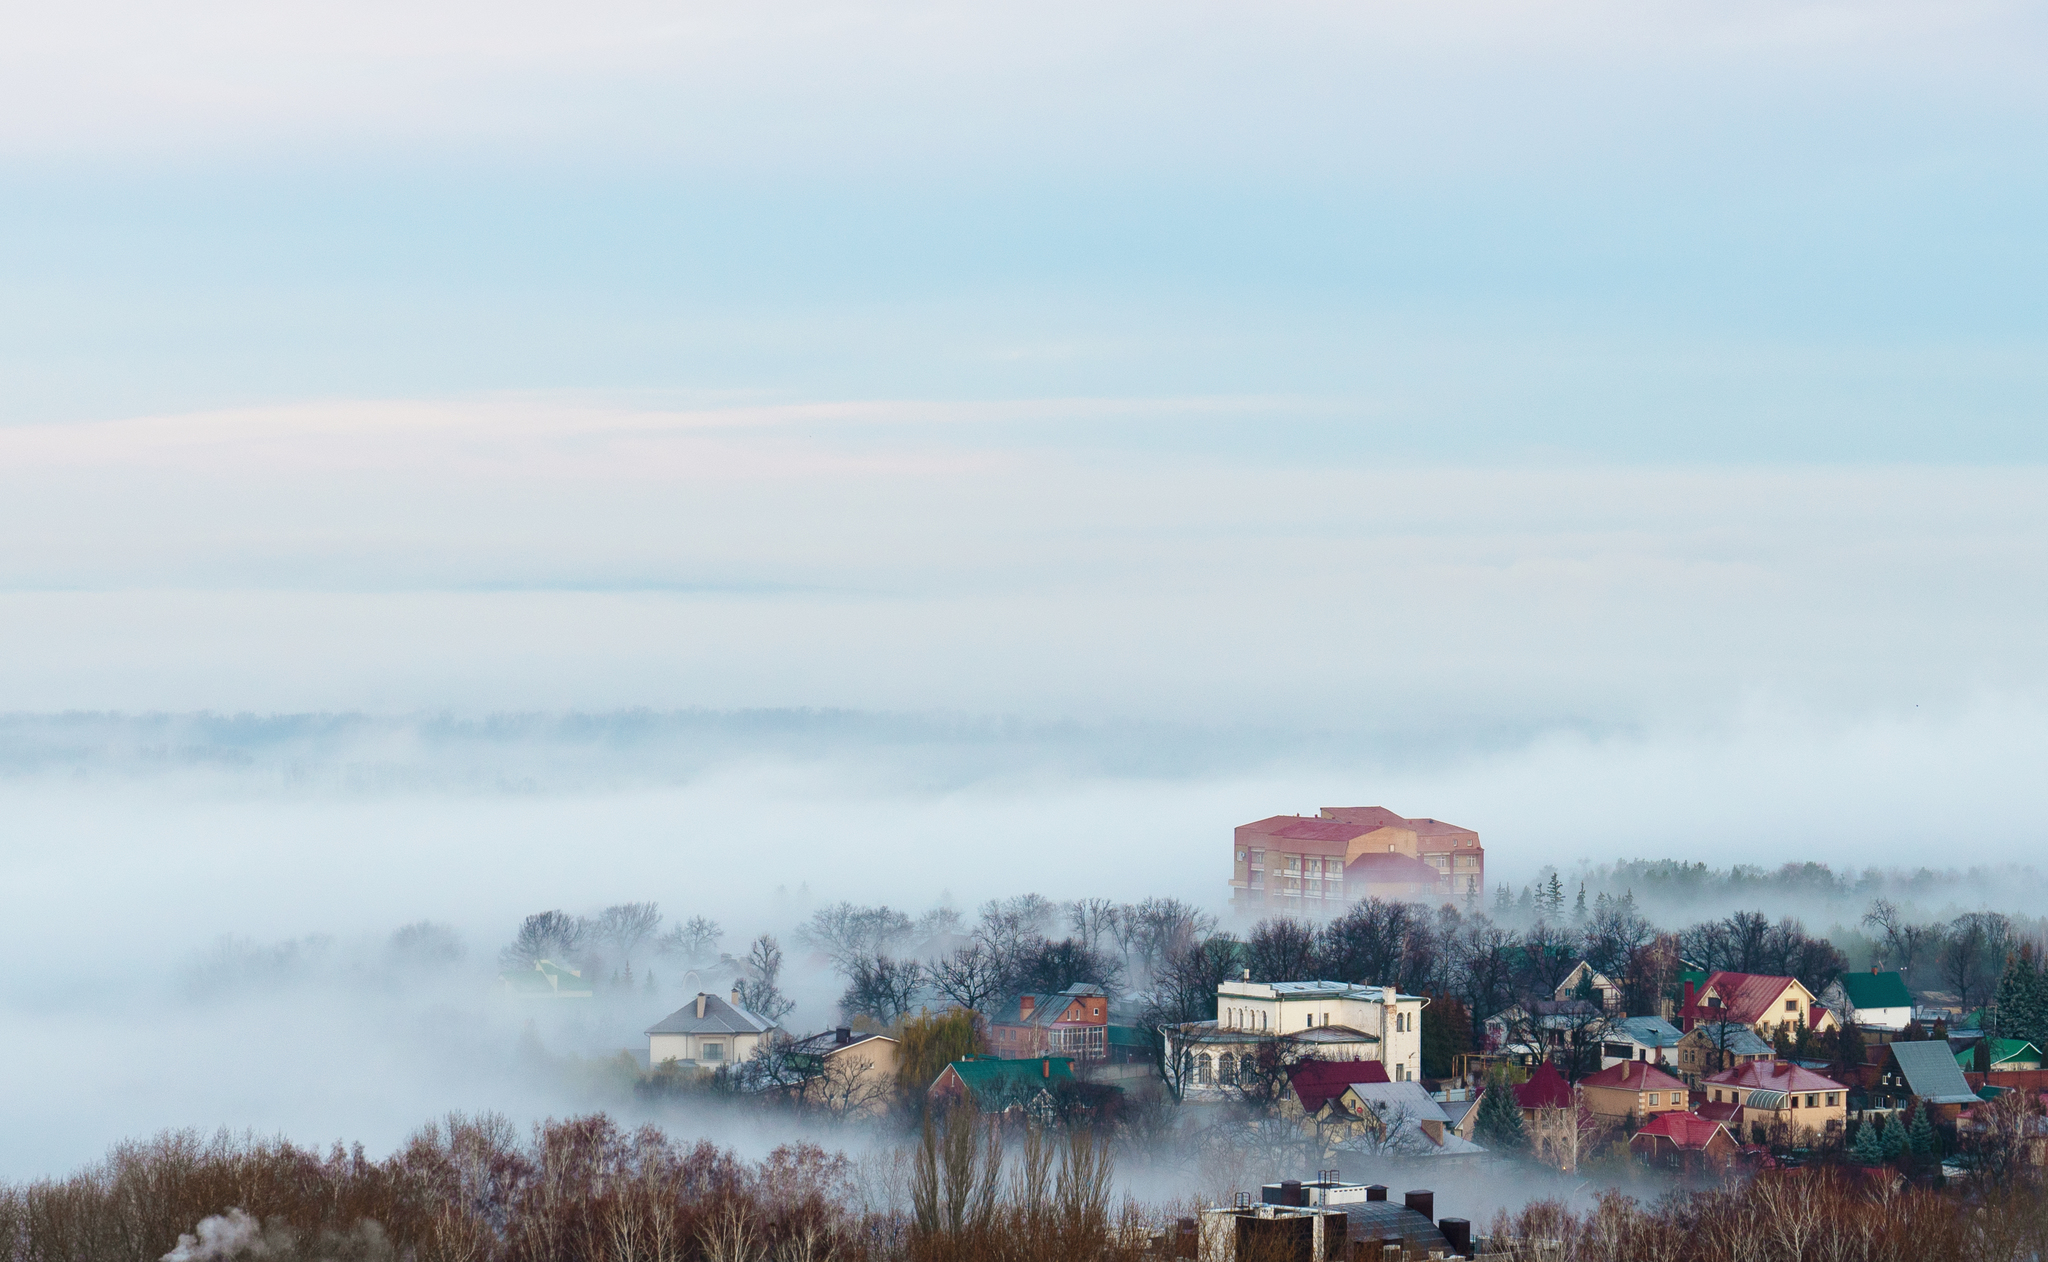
[1572,884,1588,927]
[1475,1080,1529,1155]
[1543,873,1565,919]
[1881,1115,1908,1161]
[1907,1103,1936,1158]
[1992,949,2033,1041]
[1849,1118,1885,1166]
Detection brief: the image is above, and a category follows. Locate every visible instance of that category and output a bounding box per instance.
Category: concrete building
[1230,807,1483,912]
[647,990,780,1069]
[1168,979,1426,1097]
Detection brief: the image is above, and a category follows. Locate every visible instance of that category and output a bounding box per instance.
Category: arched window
[1196,1053,1213,1085]
[1218,1053,1237,1085]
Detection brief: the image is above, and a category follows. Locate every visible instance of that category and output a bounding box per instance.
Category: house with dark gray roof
[1879,1039,1983,1111]
[647,990,780,1070]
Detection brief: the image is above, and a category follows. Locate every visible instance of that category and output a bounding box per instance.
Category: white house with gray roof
[648,990,780,1070]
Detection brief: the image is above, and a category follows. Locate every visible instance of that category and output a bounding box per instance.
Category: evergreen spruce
[1572,883,1588,927]
[1907,1103,1936,1158]
[2018,943,2048,1049]
[1992,950,2032,1040]
[1849,1118,1886,1166]
[1543,873,1565,920]
[1494,884,1513,915]
[1881,1115,1908,1161]
[1475,1080,1530,1155]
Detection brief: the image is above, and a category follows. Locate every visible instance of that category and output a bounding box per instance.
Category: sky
[3,0,2048,1177]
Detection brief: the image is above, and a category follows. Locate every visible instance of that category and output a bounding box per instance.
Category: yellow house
[1700,1061,1848,1140]
[1682,972,1835,1042]
[784,1027,901,1116]
[1577,1060,1692,1125]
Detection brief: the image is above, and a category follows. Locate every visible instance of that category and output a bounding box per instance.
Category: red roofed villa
[1629,1111,1741,1171]
[1513,1060,1573,1118]
[1285,1058,1391,1117]
[1577,1059,1692,1124]
[1232,807,1484,910]
[1680,972,1836,1040]
[1702,1060,1849,1139]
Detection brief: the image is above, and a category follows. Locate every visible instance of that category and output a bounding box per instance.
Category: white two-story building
[1165,977,1427,1097]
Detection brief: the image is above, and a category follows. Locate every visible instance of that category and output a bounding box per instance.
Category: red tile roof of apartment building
[1683,972,1804,1027]
[1514,1060,1573,1109]
[1319,806,1410,829]
[1240,816,1379,843]
[1705,1060,1847,1094]
[1288,1058,1391,1113]
[1579,1060,1689,1093]
[1634,1111,1732,1150]
[1695,1100,1743,1124]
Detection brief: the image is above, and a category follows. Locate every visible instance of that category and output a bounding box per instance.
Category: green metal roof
[942,1056,1075,1106]
[1835,972,1912,1011]
[1106,1024,1149,1046]
[1956,1038,2043,1069]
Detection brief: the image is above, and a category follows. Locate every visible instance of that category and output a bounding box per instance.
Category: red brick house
[989,984,1109,1061]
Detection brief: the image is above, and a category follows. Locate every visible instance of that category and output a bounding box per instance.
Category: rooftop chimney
[1440,1218,1472,1257]
[1243,968,1252,981]
[1365,1184,1388,1202]
[1404,1189,1435,1223]
[731,988,742,1009]
[695,993,707,1019]
[835,1027,852,1044]
[1042,1057,1050,1079]
[1020,996,1035,1017]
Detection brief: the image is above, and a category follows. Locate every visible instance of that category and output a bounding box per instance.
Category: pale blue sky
[1,0,2045,460]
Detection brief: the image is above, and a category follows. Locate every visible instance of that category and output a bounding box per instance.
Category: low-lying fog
[4,705,2047,1181]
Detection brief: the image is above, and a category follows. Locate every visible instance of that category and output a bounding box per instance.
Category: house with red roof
[1513,1060,1573,1120]
[1680,972,1836,1041]
[1701,1060,1848,1139]
[1577,1059,1692,1125]
[1230,807,1484,911]
[1629,1111,1740,1171]
[1284,1057,1391,1118]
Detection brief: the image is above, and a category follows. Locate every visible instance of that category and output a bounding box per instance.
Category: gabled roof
[646,993,778,1036]
[995,984,1106,1027]
[1686,973,1805,1026]
[786,1028,897,1058]
[939,1056,1074,1106]
[1704,1060,1847,1094]
[1684,1022,1774,1057]
[1344,1080,1452,1125]
[1611,1016,1684,1048]
[1633,1111,1733,1150]
[1695,1099,1743,1124]
[1834,971,1913,1011]
[1887,1040,1981,1104]
[1579,1060,1688,1093]
[1288,1058,1390,1113]
[1514,1061,1573,1109]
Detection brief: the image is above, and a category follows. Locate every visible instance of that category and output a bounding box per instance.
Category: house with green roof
[1820,970,1914,1032]
[929,1056,1075,1116]
[1955,1038,2044,1073]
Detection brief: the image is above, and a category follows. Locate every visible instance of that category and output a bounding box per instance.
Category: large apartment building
[1230,806,1483,912]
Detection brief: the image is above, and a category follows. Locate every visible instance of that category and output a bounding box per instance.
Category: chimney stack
[731,988,741,1009]
[1042,1057,1050,1079]
[696,993,707,1019]
[836,1027,851,1044]
[1242,968,1252,981]
[1020,996,1035,1017]
[1439,1218,1472,1257]
[1365,1184,1388,1202]
[1404,1189,1435,1223]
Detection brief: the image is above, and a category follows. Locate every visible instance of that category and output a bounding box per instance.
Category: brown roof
[1289,1058,1391,1112]
[1514,1060,1573,1109]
